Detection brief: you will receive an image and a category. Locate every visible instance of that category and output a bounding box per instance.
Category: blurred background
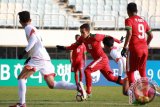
[0,0,160,60]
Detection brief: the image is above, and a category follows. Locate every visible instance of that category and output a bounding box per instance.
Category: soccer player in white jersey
[9,11,86,107]
[103,36,126,83]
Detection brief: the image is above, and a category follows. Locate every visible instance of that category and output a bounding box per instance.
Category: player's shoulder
[25,24,37,36]
[90,33,96,37]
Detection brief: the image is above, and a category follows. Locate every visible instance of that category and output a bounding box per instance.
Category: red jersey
[67,34,107,60]
[71,43,86,62]
[125,15,151,50]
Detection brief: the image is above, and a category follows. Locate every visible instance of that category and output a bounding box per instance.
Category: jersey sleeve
[125,18,132,30]
[145,21,152,33]
[110,49,121,62]
[25,33,37,52]
[95,34,105,41]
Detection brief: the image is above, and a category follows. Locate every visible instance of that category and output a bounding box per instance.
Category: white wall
[0,29,159,48]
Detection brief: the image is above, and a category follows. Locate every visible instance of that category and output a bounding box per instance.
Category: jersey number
[138,24,145,39]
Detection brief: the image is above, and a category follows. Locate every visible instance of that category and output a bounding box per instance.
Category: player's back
[125,15,150,50]
[25,24,50,60]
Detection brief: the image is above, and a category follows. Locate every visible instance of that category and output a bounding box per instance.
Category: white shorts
[26,58,55,76]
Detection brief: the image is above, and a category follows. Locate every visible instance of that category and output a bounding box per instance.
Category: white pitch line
[0,101,130,106]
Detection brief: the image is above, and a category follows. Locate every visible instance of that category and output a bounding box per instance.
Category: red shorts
[71,60,84,72]
[86,57,112,74]
[127,48,148,72]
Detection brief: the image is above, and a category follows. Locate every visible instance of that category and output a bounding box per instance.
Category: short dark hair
[18,11,30,23]
[80,23,90,30]
[103,36,114,47]
[127,2,138,13]
[75,34,80,38]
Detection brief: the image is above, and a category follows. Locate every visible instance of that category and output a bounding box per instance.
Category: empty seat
[97,0,104,5]
[105,0,112,6]
[74,4,83,12]
[67,0,76,7]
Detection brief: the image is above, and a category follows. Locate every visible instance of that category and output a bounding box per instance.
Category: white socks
[54,81,77,90]
[18,79,26,104]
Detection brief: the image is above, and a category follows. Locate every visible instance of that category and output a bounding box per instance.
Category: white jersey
[24,24,50,60]
[110,46,126,76]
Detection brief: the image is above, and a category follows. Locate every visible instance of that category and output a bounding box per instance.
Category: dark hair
[18,11,30,23]
[80,23,90,30]
[75,34,80,38]
[103,36,114,47]
[127,2,138,13]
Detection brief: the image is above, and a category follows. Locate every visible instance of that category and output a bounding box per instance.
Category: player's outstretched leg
[77,82,87,100]
[102,71,124,85]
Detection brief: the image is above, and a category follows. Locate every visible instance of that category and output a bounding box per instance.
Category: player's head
[103,36,114,48]
[127,2,138,16]
[75,34,80,41]
[18,11,31,27]
[80,23,90,38]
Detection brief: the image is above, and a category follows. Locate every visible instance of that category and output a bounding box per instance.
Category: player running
[9,11,86,107]
[70,34,86,86]
[56,23,124,96]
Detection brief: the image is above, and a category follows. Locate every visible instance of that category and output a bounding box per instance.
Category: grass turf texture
[0,86,159,107]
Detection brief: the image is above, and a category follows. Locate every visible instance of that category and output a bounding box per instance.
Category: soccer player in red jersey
[57,23,124,96]
[121,2,153,85]
[70,34,86,86]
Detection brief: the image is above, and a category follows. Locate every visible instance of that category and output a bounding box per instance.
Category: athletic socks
[54,81,77,90]
[18,79,26,104]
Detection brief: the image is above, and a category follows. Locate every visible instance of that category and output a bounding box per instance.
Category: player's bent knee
[106,72,115,81]
[84,68,91,74]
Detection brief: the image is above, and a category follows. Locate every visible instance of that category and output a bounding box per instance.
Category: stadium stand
[0,0,160,59]
[0,0,159,30]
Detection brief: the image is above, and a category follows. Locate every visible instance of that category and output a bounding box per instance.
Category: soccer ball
[76,92,83,102]
[76,92,87,102]
[137,96,149,104]
[76,94,83,102]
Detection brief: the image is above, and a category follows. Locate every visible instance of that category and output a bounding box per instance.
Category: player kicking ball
[9,11,86,107]
[56,23,124,98]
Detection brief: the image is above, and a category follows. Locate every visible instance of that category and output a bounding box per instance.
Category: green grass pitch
[0,86,159,107]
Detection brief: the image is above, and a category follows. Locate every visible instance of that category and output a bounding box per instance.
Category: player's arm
[110,50,123,78]
[121,29,132,57]
[57,37,82,50]
[146,31,153,45]
[123,29,132,48]
[146,24,153,46]
[70,50,73,63]
[105,35,124,43]
[18,34,37,59]
[121,19,132,57]
[83,46,87,67]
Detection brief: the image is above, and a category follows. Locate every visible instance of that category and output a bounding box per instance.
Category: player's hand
[120,36,125,43]
[18,50,27,59]
[56,45,66,50]
[24,57,31,64]
[121,47,127,57]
